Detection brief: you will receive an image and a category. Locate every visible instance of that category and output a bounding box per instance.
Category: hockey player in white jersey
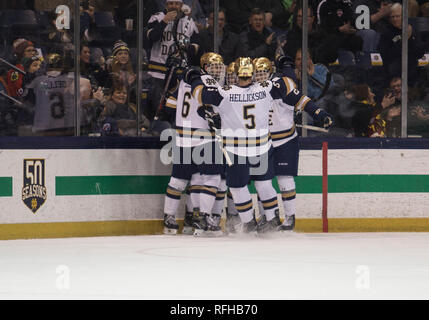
[162,52,224,236]
[254,56,334,231]
[185,57,333,233]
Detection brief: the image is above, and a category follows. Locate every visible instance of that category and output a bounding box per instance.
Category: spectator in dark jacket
[317,0,363,55]
[221,0,290,33]
[283,4,338,65]
[239,8,277,61]
[198,7,244,65]
[378,3,426,86]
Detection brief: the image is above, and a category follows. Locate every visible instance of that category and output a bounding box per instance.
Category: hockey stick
[214,128,233,167]
[153,64,176,121]
[296,124,329,133]
[205,113,233,167]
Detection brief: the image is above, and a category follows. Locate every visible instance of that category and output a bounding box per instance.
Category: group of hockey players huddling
[162,52,333,237]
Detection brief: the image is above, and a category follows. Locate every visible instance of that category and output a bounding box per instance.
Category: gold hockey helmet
[200,52,224,81]
[200,52,224,68]
[234,57,254,78]
[226,61,238,85]
[253,57,273,82]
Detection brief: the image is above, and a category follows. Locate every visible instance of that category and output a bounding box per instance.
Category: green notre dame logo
[22,159,47,214]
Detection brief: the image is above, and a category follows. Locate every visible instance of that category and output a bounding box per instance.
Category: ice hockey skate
[225,212,241,234]
[203,214,223,237]
[163,214,179,235]
[182,211,194,235]
[256,215,279,234]
[278,214,295,231]
[192,212,208,236]
[242,217,258,234]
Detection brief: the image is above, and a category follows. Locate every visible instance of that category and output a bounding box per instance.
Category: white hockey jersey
[147,12,198,80]
[165,77,215,147]
[207,81,274,157]
[196,75,317,157]
[269,76,298,147]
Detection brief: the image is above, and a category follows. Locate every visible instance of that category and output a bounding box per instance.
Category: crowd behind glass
[0,0,428,138]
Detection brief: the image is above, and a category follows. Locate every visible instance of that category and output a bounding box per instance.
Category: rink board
[0,137,428,239]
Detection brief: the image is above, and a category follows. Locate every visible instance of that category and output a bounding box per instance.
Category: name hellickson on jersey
[229,91,267,103]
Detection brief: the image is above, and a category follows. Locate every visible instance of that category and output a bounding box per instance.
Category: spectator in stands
[350,83,377,137]
[22,56,42,87]
[383,76,402,105]
[279,0,297,30]
[378,3,426,87]
[317,0,364,59]
[23,51,92,136]
[97,81,150,136]
[221,0,291,33]
[409,0,421,17]
[43,9,74,53]
[239,8,277,61]
[80,43,108,90]
[368,102,401,137]
[198,7,243,65]
[144,0,199,122]
[80,1,97,42]
[155,0,208,31]
[283,5,338,65]
[421,0,429,17]
[5,39,37,99]
[106,40,136,90]
[294,48,332,101]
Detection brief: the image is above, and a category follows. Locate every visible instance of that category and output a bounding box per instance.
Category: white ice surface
[1,233,429,300]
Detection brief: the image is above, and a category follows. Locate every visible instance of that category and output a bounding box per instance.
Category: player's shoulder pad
[272,76,297,95]
[258,80,271,88]
[201,74,218,87]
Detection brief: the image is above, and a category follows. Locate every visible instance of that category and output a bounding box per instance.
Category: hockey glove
[313,108,333,129]
[184,67,202,85]
[166,53,182,69]
[200,105,221,130]
[294,109,303,125]
[275,54,295,70]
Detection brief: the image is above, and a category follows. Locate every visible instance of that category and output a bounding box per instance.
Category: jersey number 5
[243,104,256,129]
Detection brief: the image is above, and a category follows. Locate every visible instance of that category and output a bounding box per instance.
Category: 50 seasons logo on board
[22,159,47,214]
